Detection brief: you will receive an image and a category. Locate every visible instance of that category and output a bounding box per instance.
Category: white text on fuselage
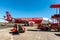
[20,18,42,20]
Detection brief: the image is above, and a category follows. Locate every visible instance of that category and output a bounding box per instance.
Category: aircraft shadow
[27,29,59,32]
[27,29,40,31]
[55,34,60,37]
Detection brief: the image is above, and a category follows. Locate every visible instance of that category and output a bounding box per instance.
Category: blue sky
[0,0,60,22]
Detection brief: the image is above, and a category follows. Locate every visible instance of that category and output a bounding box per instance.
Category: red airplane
[4,11,52,26]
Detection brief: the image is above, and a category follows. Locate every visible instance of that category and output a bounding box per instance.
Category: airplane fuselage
[14,18,43,24]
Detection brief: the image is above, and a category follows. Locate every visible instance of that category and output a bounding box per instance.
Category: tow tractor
[37,4,60,31]
[37,23,51,31]
[51,4,60,31]
[11,24,26,34]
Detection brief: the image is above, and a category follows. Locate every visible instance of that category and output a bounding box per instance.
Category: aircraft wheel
[48,28,51,31]
[43,27,48,31]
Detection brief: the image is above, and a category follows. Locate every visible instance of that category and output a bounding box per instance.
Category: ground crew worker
[12,27,17,32]
[11,24,19,34]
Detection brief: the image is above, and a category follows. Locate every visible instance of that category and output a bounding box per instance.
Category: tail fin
[4,11,12,21]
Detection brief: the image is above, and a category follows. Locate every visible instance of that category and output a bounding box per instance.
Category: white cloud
[0,19,8,22]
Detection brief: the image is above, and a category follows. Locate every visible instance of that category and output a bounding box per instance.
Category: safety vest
[12,27,17,32]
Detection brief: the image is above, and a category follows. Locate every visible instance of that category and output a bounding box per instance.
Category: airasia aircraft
[4,11,52,26]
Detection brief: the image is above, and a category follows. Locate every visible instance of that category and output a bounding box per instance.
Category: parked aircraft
[4,11,52,26]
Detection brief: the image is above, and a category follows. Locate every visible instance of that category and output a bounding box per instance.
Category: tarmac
[0,25,60,40]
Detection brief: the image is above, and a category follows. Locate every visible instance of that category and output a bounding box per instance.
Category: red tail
[4,11,12,21]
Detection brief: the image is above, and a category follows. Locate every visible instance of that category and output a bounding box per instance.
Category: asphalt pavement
[0,26,60,40]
